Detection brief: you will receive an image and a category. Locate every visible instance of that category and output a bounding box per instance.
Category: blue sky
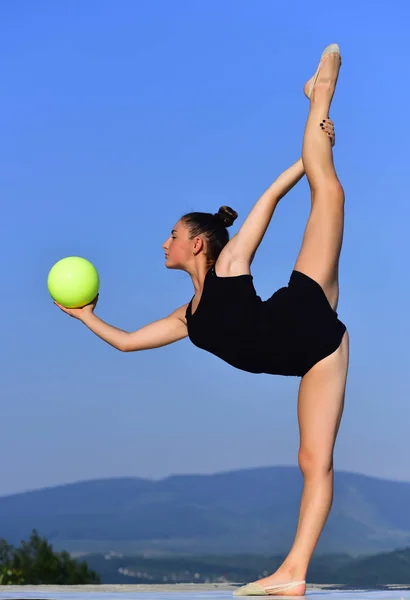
[1,0,409,496]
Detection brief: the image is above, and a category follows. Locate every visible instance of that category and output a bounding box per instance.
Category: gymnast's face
[162,220,199,270]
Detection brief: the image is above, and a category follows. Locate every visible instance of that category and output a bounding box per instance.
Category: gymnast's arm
[54,299,188,352]
[216,159,305,274]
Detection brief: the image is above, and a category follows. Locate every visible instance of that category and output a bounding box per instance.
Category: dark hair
[181,205,238,263]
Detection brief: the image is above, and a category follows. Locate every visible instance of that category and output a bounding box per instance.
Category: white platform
[1,588,410,600]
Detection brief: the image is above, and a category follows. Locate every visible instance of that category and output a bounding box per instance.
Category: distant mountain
[1,467,410,556]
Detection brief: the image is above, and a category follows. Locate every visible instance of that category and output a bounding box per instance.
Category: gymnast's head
[163,206,238,270]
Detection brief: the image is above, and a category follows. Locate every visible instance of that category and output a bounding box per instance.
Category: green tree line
[0,530,99,585]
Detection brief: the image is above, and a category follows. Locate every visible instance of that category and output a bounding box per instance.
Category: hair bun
[214,206,238,228]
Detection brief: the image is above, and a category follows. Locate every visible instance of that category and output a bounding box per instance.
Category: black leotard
[185,267,346,377]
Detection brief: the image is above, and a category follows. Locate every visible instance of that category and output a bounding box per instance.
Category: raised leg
[294,47,343,310]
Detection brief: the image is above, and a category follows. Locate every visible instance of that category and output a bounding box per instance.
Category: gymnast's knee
[298,446,334,479]
[311,178,344,204]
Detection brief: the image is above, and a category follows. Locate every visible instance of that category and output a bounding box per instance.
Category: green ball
[47,256,100,308]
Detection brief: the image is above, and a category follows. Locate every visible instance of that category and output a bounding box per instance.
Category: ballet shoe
[233,580,306,596]
[304,43,341,99]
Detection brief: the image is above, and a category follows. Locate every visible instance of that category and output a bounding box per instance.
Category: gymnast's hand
[321,119,335,147]
[54,295,99,321]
